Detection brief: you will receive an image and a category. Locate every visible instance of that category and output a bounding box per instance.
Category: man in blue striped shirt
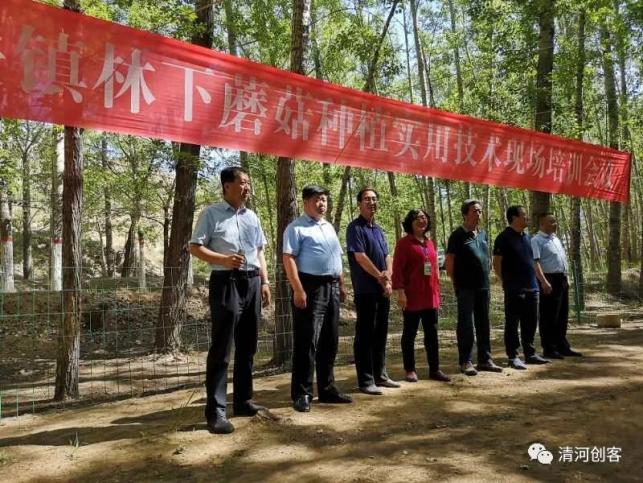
[190,167,271,434]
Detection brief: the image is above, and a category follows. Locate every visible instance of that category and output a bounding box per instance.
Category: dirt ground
[1,322,642,483]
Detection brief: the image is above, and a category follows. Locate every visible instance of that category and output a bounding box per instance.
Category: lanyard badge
[421,243,432,276]
[424,261,432,276]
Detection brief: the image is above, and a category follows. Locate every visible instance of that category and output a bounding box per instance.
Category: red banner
[0,0,631,202]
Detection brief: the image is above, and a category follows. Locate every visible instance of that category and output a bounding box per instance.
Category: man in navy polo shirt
[492,205,550,369]
[347,187,400,395]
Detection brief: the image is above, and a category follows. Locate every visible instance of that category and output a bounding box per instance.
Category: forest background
[0,0,641,402]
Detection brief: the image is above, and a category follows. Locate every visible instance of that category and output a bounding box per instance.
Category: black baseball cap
[302,185,330,199]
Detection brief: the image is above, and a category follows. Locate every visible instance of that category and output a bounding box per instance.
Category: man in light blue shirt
[531,212,582,359]
[189,167,271,434]
[283,185,352,412]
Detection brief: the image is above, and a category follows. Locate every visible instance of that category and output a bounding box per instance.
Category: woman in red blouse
[392,209,450,383]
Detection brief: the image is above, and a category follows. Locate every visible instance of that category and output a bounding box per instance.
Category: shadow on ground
[1,325,642,482]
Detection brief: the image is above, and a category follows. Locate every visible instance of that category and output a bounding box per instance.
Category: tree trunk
[423,177,437,243]
[54,0,83,401]
[274,156,298,365]
[613,4,634,266]
[21,150,32,282]
[496,188,509,219]
[639,218,643,299]
[387,172,402,241]
[50,128,63,291]
[410,0,437,239]
[436,181,447,249]
[584,200,599,271]
[570,8,586,308]
[97,224,108,276]
[224,0,253,211]
[101,135,114,277]
[259,157,276,248]
[322,163,333,222]
[445,180,453,235]
[138,228,146,291]
[601,24,622,295]
[156,144,200,351]
[187,254,194,288]
[333,166,351,233]
[402,3,414,103]
[331,0,399,230]
[622,204,632,263]
[447,0,464,112]
[447,0,471,198]
[54,125,83,401]
[484,185,492,259]
[530,0,555,232]
[155,0,214,352]
[0,185,15,293]
[272,0,312,366]
[121,211,139,278]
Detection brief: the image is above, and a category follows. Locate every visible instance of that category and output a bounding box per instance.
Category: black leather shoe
[543,351,564,359]
[526,354,551,364]
[207,418,235,434]
[359,384,383,395]
[293,395,312,412]
[318,391,353,404]
[233,400,265,417]
[476,360,503,372]
[375,377,401,388]
[560,349,583,357]
[429,370,451,382]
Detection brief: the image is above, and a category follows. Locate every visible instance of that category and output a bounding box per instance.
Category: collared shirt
[283,215,343,277]
[392,235,440,311]
[531,231,568,274]
[190,201,267,271]
[493,227,538,294]
[346,215,389,295]
[446,226,490,290]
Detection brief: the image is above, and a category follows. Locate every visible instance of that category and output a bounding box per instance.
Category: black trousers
[205,271,261,421]
[538,273,571,353]
[353,293,391,387]
[291,273,340,400]
[504,291,538,359]
[455,288,492,365]
[401,308,440,372]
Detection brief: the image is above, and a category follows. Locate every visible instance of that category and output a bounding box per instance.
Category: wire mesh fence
[0,262,614,422]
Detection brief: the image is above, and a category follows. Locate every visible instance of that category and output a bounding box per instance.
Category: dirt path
[1,323,642,482]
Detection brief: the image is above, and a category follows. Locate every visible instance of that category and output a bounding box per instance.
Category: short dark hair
[302,185,330,199]
[357,187,378,202]
[538,212,554,224]
[506,205,525,224]
[460,199,482,217]
[402,209,431,235]
[220,166,248,191]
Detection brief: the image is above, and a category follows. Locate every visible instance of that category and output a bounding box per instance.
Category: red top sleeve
[392,234,440,311]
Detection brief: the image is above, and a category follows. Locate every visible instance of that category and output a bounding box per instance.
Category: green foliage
[1,0,641,283]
